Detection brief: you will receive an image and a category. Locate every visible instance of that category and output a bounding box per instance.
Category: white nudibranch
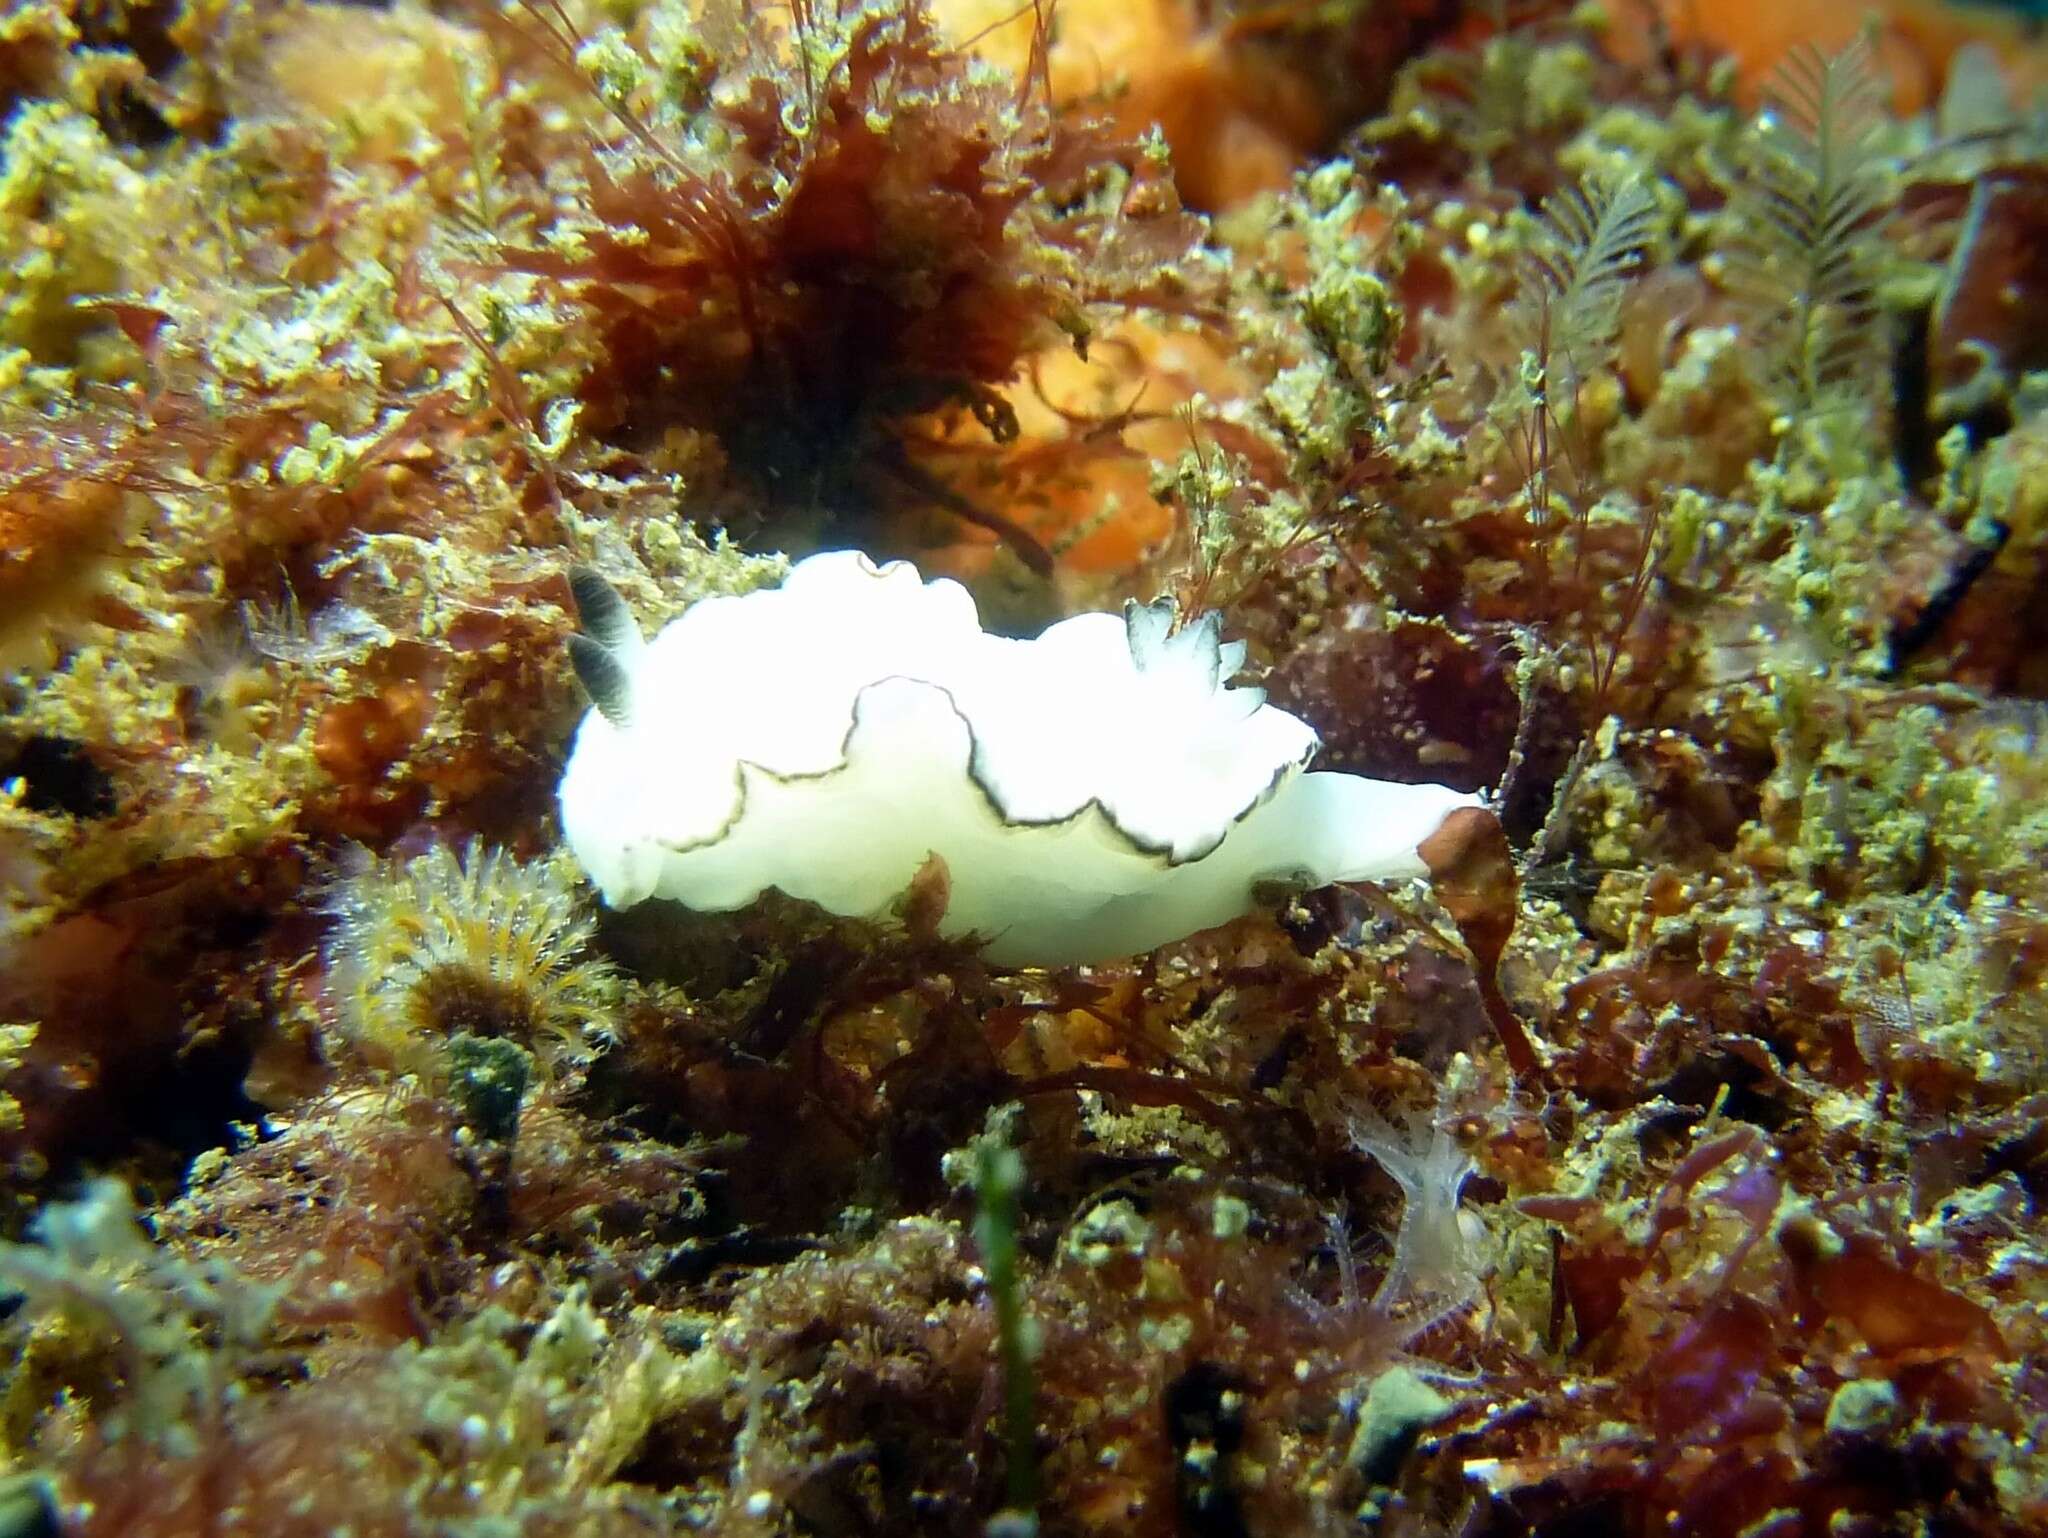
[556,551,1484,967]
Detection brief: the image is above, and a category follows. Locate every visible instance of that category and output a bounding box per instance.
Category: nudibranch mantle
[557,551,1482,967]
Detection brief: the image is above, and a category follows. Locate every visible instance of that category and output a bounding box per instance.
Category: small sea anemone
[322,840,616,1080]
[1346,1096,1483,1314]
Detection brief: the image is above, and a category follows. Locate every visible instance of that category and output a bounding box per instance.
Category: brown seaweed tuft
[472,0,1217,570]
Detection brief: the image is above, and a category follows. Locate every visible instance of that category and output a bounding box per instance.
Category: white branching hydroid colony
[557,552,1482,966]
